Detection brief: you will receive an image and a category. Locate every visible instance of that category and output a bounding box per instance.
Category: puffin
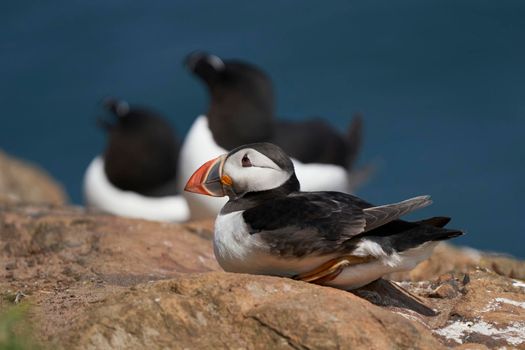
[178,52,369,219]
[184,142,463,290]
[83,98,189,222]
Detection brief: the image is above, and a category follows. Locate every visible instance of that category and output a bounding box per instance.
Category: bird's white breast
[177,116,228,219]
[293,161,349,192]
[83,156,189,222]
[213,211,268,273]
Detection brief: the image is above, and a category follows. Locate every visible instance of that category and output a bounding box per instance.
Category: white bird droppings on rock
[162,240,173,248]
[482,297,525,312]
[434,319,525,346]
[512,279,525,290]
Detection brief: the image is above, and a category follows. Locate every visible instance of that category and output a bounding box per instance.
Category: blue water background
[1,1,524,257]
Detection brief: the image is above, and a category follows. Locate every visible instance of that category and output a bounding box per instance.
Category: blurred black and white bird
[178,52,369,219]
[83,98,189,221]
[185,142,462,290]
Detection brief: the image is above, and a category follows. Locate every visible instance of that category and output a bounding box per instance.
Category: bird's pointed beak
[184,155,229,197]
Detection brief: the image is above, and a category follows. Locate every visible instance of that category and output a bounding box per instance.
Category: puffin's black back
[186,52,362,169]
[101,100,180,196]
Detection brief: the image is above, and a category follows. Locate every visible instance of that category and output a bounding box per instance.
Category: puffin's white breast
[213,211,338,276]
[84,156,189,222]
[178,116,352,219]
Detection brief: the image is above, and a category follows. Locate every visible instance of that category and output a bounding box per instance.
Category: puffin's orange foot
[294,255,375,284]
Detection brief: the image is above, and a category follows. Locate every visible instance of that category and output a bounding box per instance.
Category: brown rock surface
[1,204,524,349]
[388,242,525,281]
[432,270,525,348]
[66,274,444,350]
[0,150,67,205]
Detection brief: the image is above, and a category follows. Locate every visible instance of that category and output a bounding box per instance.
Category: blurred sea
[1,1,524,257]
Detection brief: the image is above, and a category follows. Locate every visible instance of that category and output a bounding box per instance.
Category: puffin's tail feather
[415,216,463,241]
[415,216,451,228]
[380,224,463,253]
[427,227,464,241]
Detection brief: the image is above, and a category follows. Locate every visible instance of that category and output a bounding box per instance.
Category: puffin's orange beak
[184,155,228,197]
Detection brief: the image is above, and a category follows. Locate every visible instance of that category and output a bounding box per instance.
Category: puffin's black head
[184,52,275,149]
[185,142,299,199]
[99,98,179,195]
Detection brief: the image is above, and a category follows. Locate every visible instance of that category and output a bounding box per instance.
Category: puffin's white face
[185,143,296,199]
[222,148,292,195]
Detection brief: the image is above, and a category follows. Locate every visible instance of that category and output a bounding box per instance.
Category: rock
[454,344,490,350]
[388,243,525,281]
[479,254,525,280]
[0,150,67,205]
[358,270,525,349]
[431,270,525,348]
[428,283,458,299]
[0,204,524,349]
[62,274,444,350]
[0,204,219,288]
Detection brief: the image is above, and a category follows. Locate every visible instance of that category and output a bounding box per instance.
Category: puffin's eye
[241,154,252,167]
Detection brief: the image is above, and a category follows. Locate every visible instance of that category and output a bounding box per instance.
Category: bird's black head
[184,52,272,95]
[227,142,296,175]
[184,52,275,149]
[185,142,299,200]
[99,98,180,195]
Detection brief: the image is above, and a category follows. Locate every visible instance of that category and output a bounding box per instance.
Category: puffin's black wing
[242,192,432,257]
